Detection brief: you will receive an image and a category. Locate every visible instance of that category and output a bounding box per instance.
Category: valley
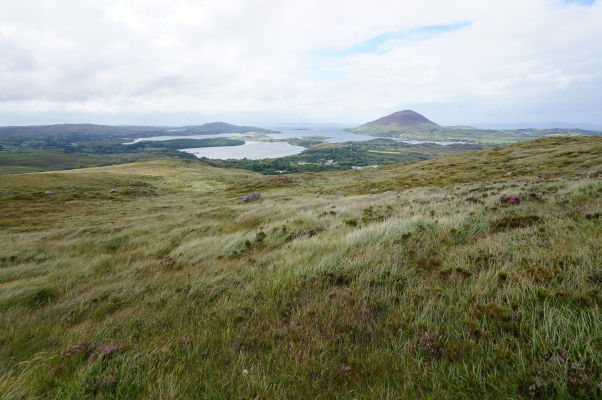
[2,116,598,175]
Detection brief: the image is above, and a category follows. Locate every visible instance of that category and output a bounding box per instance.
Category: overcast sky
[1,0,601,126]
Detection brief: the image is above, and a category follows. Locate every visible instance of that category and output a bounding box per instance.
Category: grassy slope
[0,136,601,399]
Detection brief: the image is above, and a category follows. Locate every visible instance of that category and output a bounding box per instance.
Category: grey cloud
[0,0,601,125]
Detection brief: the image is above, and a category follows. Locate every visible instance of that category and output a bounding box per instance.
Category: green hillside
[0,136,601,399]
[0,123,275,174]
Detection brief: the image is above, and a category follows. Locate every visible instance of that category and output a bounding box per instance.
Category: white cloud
[0,0,600,125]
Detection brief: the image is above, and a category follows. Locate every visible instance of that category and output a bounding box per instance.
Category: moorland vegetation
[0,136,600,399]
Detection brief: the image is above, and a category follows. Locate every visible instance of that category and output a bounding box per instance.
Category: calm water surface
[181,141,305,160]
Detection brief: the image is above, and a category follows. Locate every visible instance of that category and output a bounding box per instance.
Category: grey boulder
[240,192,261,202]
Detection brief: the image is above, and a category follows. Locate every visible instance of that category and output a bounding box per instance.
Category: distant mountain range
[0,122,278,144]
[351,110,602,132]
[349,110,601,144]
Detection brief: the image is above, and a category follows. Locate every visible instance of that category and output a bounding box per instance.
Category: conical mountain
[351,110,439,135]
[366,110,438,127]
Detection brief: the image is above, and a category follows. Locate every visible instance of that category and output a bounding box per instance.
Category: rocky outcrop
[240,192,261,202]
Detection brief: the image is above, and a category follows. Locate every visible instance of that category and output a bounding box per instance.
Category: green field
[0,148,167,174]
[0,136,601,399]
[0,138,245,174]
[349,125,595,145]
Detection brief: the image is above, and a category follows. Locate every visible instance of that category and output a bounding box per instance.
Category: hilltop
[357,109,439,130]
[349,109,441,136]
[0,136,601,399]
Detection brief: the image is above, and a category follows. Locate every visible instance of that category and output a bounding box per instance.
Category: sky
[0,0,601,127]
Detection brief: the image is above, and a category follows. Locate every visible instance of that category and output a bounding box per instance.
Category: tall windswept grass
[0,137,601,399]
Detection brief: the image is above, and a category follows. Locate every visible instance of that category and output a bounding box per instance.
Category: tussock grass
[0,137,601,399]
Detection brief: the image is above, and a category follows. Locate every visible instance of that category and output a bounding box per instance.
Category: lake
[126,123,466,160]
[181,140,305,160]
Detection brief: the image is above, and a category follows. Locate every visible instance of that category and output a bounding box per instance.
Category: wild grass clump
[0,285,59,310]
[491,215,541,232]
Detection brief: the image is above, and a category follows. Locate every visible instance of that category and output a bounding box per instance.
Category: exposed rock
[109,189,118,193]
[240,192,261,202]
[45,190,54,194]
[306,228,319,237]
